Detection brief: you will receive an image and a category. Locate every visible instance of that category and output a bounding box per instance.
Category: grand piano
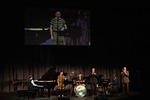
[34,67,67,98]
[13,67,68,98]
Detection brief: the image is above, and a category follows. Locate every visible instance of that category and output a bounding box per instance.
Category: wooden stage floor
[0,91,146,100]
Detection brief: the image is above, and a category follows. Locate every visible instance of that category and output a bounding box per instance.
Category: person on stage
[121,66,130,95]
[57,71,67,97]
[50,11,67,45]
[89,67,98,97]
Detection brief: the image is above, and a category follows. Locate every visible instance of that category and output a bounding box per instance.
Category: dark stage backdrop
[1,3,149,95]
[1,46,141,93]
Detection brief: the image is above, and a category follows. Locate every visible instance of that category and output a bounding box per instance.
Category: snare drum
[74,84,87,97]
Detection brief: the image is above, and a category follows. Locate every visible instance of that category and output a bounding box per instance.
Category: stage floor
[0,91,146,100]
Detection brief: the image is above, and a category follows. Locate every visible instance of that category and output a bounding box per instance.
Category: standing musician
[57,71,67,97]
[121,66,130,95]
[89,67,98,97]
[50,11,67,45]
[65,71,76,96]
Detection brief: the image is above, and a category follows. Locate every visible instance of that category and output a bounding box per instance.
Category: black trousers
[91,83,97,95]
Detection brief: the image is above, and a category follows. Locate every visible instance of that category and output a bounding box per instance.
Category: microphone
[57,17,60,19]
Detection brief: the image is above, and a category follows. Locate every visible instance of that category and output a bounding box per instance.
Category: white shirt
[31,80,43,87]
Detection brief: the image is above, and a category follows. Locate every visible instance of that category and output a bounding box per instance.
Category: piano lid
[40,67,67,80]
[39,67,58,80]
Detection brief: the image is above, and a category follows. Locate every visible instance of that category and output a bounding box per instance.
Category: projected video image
[25,8,91,46]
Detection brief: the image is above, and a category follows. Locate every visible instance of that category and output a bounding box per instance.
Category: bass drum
[74,84,87,97]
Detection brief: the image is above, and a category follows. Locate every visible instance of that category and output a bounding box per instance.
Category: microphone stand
[57,17,59,45]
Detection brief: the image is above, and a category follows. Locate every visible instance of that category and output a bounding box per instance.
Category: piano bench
[17,90,36,100]
[27,90,37,99]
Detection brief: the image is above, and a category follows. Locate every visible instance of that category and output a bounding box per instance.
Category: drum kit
[70,74,113,97]
[73,75,99,97]
[74,84,87,97]
[74,80,87,97]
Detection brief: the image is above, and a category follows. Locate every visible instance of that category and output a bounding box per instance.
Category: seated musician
[28,75,43,97]
[74,73,87,97]
[57,71,67,97]
[76,72,85,86]
[109,73,119,95]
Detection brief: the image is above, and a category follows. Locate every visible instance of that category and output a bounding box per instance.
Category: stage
[0,91,145,100]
